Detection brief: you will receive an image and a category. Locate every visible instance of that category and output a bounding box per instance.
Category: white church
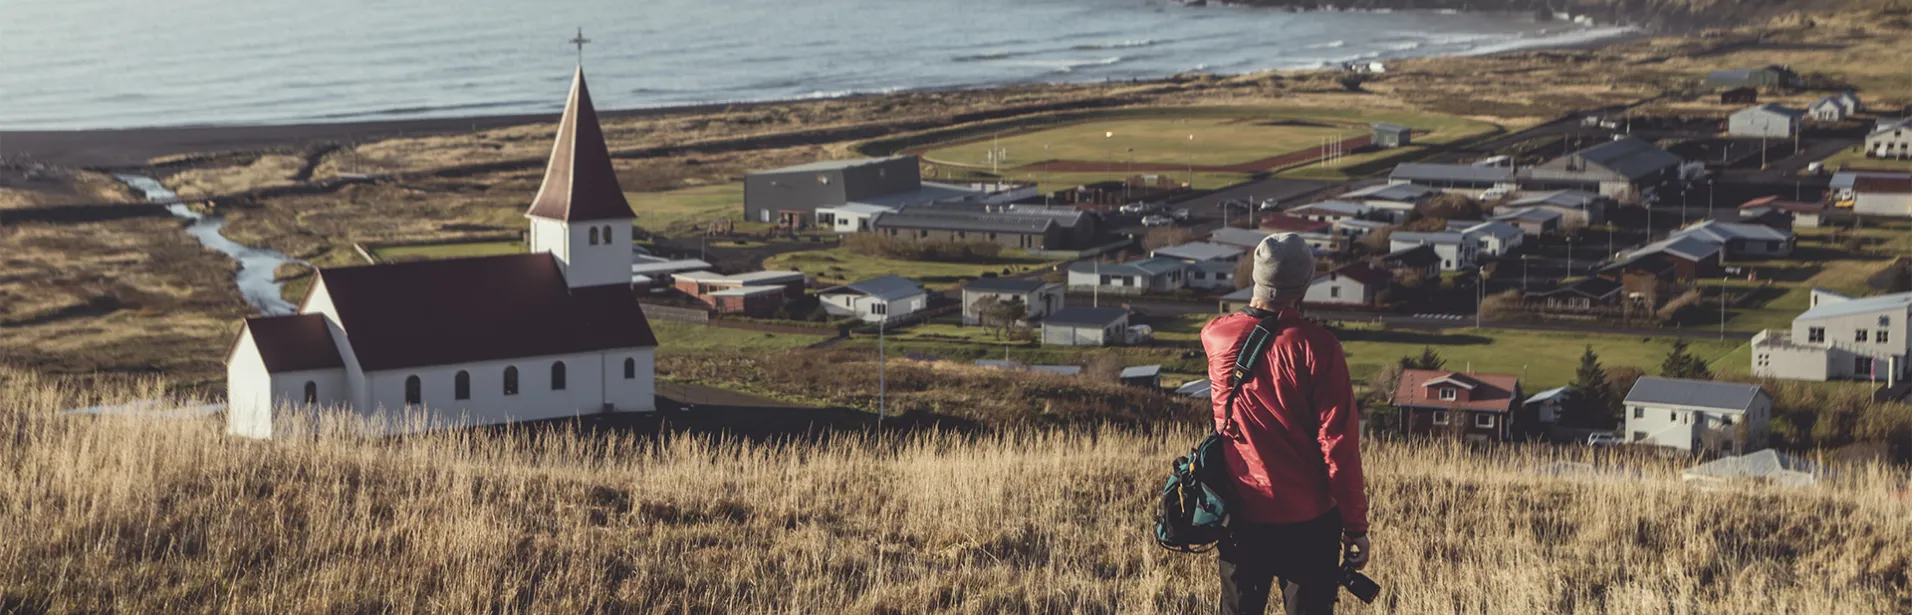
[225,67,659,439]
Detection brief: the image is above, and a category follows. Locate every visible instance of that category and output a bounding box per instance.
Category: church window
[589,227,600,245]
[504,366,520,396]
[623,357,637,379]
[404,375,422,406]
[303,381,317,404]
[455,371,471,400]
[551,361,567,391]
[603,225,614,243]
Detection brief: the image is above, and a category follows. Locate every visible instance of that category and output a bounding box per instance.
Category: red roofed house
[1739,195,1828,228]
[1853,176,1912,217]
[225,67,659,439]
[1393,369,1525,442]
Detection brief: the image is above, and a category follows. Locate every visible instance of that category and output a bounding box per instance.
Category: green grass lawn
[628,183,745,235]
[650,320,830,356]
[1812,147,1912,173]
[928,167,1252,193]
[1332,324,1745,391]
[370,240,524,262]
[763,247,1062,290]
[925,117,1355,168]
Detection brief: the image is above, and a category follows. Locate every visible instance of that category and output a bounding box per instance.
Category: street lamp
[1521,255,1529,290]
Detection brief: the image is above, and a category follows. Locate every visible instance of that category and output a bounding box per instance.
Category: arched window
[551,361,567,390]
[589,227,600,245]
[404,375,422,406]
[454,370,471,401]
[623,357,637,379]
[503,366,519,396]
[602,225,614,243]
[303,381,318,404]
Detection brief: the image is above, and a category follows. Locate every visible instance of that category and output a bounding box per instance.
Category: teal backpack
[1154,312,1286,553]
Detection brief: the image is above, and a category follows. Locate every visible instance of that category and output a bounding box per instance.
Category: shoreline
[0,20,1651,170]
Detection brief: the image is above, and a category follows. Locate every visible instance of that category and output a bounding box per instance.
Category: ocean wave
[1070,38,1157,51]
[952,50,1045,62]
[1008,56,1125,73]
[1307,40,1346,49]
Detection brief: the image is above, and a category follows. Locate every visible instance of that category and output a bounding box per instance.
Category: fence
[638,303,711,324]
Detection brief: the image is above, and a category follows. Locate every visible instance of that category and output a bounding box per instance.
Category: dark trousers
[1217,509,1342,615]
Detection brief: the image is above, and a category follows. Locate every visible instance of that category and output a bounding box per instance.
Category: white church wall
[604,348,657,412]
[299,278,371,411]
[362,348,650,434]
[226,328,275,439]
[566,220,633,288]
[528,218,570,267]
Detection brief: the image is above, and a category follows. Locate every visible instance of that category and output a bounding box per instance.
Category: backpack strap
[1220,310,1288,441]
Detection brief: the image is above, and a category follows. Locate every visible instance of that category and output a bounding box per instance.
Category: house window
[1808,327,1825,343]
[1857,356,1874,375]
[1100,274,1113,285]
[1330,287,1341,298]
[1439,388,1457,400]
[872,303,888,315]
[454,370,470,401]
[1881,315,1892,327]
[551,361,567,390]
[1633,406,1643,419]
[988,233,998,240]
[1475,413,1495,428]
[1431,411,1449,425]
[624,357,637,379]
[504,366,520,396]
[303,381,318,404]
[1722,416,1735,426]
[1633,431,1647,441]
[1194,272,1207,280]
[404,375,422,406]
[1881,331,1891,345]
[1857,329,1870,343]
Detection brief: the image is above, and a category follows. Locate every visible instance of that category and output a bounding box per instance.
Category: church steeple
[525,67,634,222]
[526,61,635,290]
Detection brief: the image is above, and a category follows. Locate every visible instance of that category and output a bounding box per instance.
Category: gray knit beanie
[1252,233,1316,305]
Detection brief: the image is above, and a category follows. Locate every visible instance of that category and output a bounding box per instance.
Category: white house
[1623,377,1771,455]
[1152,241,1244,263]
[819,275,928,323]
[960,277,1064,325]
[1808,96,1847,122]
[1041,307,1131,347]
[814,203,897,233]
[1185,260,1239,291]
[1304,262,1390,307]
[226,67,658,439]
[1853,175,1912,216]
[1066,257,1187,295]
[1728,104,1802,139]
[1752,289,1912,382]
[1461,220,1524,258]
[1288,200,1374,224]
[1866,119,1912,160]
[1390,231,1477,271]
[1835,91,1862,115]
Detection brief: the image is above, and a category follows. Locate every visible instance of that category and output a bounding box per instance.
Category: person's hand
[1341,532,1371,571]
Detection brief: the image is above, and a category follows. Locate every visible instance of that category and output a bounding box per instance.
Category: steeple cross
[568,27,591,66]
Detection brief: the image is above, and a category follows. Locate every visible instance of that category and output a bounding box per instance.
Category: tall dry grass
[3,368,1910,614]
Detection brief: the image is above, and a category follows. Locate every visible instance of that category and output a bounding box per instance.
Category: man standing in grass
[1200,233,1370,615]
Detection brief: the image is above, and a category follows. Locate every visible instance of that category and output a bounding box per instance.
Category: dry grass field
[0,168,138,209]
[2,368,1909,614]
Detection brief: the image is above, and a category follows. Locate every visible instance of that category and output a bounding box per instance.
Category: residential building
[672,270,807,316]
[1333,218,1393,241]
[1305,262,1390,307]
[1705,65,1798,89]
[960,277,1063,326]
[1852,175,1912,217]
[1258,213,1334,234]
[1378,244,1441,281]
[1066,257,1186,295]
[1832,170,1912,206]
[1751,289,1912,382]
[1602,235,1723,281]
[745,156,1017,229]
[1673,219,1795,259]
[1809,96,1848,122]
[226,67,658,440]
[1738,196,1828,228]
[1504,189,1610,227]
[1120,365,1163,389]
[819,275,928,323]
[1342,182,1441,218]
[629,255,713,290]
[1387,164,1517,197]
[1186,260,1240,291]
[1208,226,1278,250]
[1719,86,1758,105]
[1523,386,1569,427]
[815,203,895,233]
[1390,231,1477,271]
[1462,220,1524,258]
[1393,369,1524,443]
[1835,91,1862,115]
[1523,136,1684,203]
[1865,119,1912,160]
[1489,207,1563,236]
[869,207,1096,251]
[1623,377,1771,455]
[1288,200,1374,223]
[1526,276,1622,310]
[1041,307,1132,347]
[1153,241,1245,263]
[1372,123,1412,148]
[1728,104,1803,139]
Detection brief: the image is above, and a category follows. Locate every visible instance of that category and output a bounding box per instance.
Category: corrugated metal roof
[1509,189,1603,209]
[1069,257,1187,277]
[1290,200,1372,216]
[1796,291,1912,320]
[1208,227,1276,248]
[1120,365,1162,378]
[1344,182,1440,202]
[1557,136,1684,182]
[825,275,924,301]
[1390,163,1516,184]
[1733,103,1804,119]
[1153,242,1245,262]
[1623,377,1765,411]
[1676,220,1792,243]
[1391,231,1466,245]
[1044,306,1129,326]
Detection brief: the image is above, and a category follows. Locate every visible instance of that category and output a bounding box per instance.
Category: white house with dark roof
[1752,289,1912,382]
[226,67,658,440]
[1673,219,1795,259]
[1809,96,1848,122]
[1152,241,1245,263]
[1866,120,1912,160]
[1185,260,1240,291]
[1522,136,1684,203]
[1624,377,1771,454]
[1041,307,1132,347]
[1461,220,1524,258]
[960,277,1063,325]
[819,275,928,323]
[1489,207,1563,236]
[1390,231,1477,271]
[1289,200,1375,223]
[1066,257,1187,295]
[1505,189,1609,226]
[1728,104,1803,138]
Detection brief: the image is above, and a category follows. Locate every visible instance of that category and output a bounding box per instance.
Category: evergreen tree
[1399,346,1447,371]
[1660,338,1714,380]
[1566,345,1615,428]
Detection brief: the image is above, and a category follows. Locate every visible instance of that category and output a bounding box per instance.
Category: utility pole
[1521,255,1529,290]
[1708,179,1716,218]
[1093,260,1100,308]
[1476,265,1485,329]
[878,316,886,429]
[1567,237,1574,277]
[1719,276,1728,340]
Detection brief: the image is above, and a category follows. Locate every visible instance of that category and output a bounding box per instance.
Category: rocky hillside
[1235,0,1854,31]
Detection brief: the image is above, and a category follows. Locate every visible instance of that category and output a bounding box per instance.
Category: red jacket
[1201,308,1369,534]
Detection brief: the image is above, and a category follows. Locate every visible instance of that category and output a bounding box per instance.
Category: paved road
[1116,297,1756,341]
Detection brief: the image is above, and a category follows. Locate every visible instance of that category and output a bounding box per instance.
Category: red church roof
[526,68,636,222]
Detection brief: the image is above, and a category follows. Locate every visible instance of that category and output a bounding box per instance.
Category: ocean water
[0,0,1631,131]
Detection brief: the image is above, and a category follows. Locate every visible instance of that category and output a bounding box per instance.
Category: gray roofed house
[1389,163,1517,188]
[1041,306,1133,346]
[1674,219,1794,258]
[1624,377,1767,411]
[1067,257,1188,295]
[1044,306,1130,327]
[1795,291,1912,321]
[872,208,1056,234]
[1208,226,1277,249]
[1120,364,1164,388]
[960,276,1064,326]
[1153,241,1245,262]
[1289,200,1373,221]
[1510,189,1605,210]
[1729,104,1804,138]
[1633,234,1724,262]
[819,275,929,323]
[1372,123,1412,148]
[1343,182,1441,203]
[1068,257,1188,277]
[1389,231,1466,245]
[831,275,924,301]
[1537,136,1684,183]
[962,277,1049,294]
[869,206,1095,250]
[1682,449,1822,488]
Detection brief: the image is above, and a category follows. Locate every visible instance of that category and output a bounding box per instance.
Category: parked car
[1141,215,1173,227]
[1171,208,1191,221]
[1481,188,1512,201]
[1258,199,1281,211]
[1119,202,1148,214]
[1586,433,1623,447]
[1218,199,1251,212]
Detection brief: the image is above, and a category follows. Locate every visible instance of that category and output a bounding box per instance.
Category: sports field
[926,117,1359,169]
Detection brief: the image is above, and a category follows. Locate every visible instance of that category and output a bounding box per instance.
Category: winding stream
[117,175,299,315]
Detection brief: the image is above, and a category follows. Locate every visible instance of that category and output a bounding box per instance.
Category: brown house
[671,270,807,317]
[1720,86,1758,105]
[1394,369,1524,442]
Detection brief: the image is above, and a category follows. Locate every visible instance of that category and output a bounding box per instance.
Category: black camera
[1341,567,1381,604]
